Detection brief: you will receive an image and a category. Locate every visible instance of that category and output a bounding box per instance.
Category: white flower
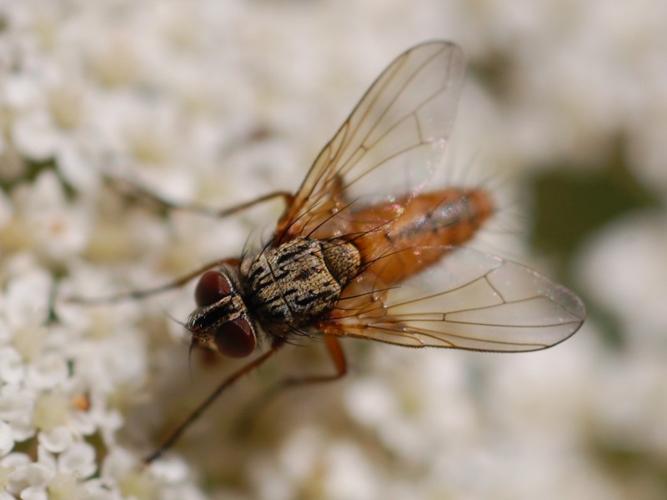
[0,385,36,444]
[0,347,25,386]
[593,351,667,458]
[323,442,380,500]
[56,442,97,479]
[101,447,203,500]
[2,259,51,333]
[26,353,68,391]
[3,444,97,499]
[1,0,666,498]
[576,211,667,349]
[37,426,72,455]
[8,171,91,262]
[5,459,54,498]
[0,422,14,457]
[344,348,477,464]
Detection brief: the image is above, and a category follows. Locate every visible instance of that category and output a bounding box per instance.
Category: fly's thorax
[243,238,361,330]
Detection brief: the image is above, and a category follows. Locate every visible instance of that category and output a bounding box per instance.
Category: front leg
[104,175,293,219]
[236,336,347,432]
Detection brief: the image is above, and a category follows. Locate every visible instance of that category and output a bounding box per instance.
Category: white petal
[9,420,37,443]
[38,427,72,454]
[69,411,96,436]
[7,462,54,493]
[23,170,67,210]
[11,111,59,160]
[0,319,10,344]
[44,474,80,500]
[27,353,69,390]
[58,442,96,479]
[148,455,188,482]
[0,420,14,456]
[344,378,397,428]
[0,386,35,432]
[97,409,123,446]
[20,486,48,500]
[100,447,137,481]
[0,452,31,468]
[32,207,89,261]
[4,268,51,331]
[4,74,40,109]
[79,478,120,500]
[36,445,57,472]
[57,142,100,192]
[0,347,25,385]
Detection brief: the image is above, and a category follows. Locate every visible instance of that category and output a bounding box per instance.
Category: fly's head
[186,266,257,358]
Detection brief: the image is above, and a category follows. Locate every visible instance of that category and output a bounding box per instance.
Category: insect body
[244,238,360,327]
[75,41,585,462]
[187,184,492,358]
[351,188,493,285]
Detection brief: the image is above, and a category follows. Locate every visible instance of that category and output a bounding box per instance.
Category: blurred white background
[1,1,666,499]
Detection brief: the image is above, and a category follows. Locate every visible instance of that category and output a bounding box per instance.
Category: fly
[69,41,586,463]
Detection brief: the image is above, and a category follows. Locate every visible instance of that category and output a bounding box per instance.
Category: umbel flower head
[1,1,666,499]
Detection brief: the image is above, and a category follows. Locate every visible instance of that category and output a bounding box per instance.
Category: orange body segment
[351,188,494,285]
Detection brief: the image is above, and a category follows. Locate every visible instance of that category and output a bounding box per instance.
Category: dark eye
[195,270,233,307]
[215,318,256,358]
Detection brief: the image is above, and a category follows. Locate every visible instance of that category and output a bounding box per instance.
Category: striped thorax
[243,238,361,332]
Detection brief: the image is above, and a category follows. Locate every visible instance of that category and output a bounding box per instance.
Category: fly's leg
[273,335,348,389]
[105,175,293,219]
[144,339,285,464]
[236,336,347,433]
[69,178,292,305]
[65,257,240,305]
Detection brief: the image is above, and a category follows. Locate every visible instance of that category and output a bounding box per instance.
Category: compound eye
[215,318,256,358]
[195,270,233,307]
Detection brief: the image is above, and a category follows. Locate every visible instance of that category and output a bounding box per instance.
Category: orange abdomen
[351,188,494,285]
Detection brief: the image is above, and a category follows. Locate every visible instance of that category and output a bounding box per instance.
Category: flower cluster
[1,1,666,499]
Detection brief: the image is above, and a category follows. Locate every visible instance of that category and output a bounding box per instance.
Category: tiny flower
[0,421,13,457]
[58,442,97,479]
[0,347,24,386]
[3,263,51,334]
[6,461,54,498]
[0,385,35,443]
[26,353,69,391]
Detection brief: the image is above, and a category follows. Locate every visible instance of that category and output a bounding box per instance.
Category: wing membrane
[324,247,585,352]
[276,41,465,242]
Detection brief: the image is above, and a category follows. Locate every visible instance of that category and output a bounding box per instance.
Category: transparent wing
[276,41,466,242]
[323,247,585,352]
